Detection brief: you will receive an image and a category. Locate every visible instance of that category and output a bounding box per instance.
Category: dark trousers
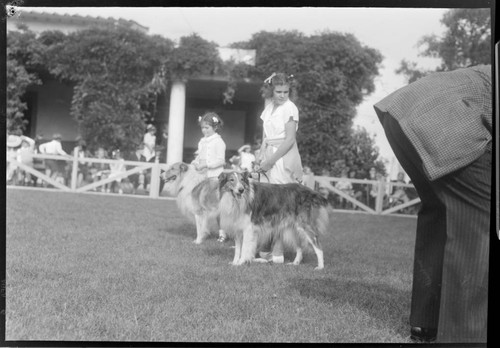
[379,113,490,343]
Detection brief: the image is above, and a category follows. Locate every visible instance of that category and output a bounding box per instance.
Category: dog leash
[253,169,270,183]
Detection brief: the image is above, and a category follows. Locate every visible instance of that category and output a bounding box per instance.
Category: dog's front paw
[286,261,300,266]
[192,239,202,244]
[253,258,270,263]
[314,265,324,270]
[238,258,254,265]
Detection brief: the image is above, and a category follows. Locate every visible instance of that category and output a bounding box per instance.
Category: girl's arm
[255,130,267,164]
[259,118,296,171]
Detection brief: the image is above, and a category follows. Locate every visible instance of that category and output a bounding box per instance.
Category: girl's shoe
[217,236,226,243]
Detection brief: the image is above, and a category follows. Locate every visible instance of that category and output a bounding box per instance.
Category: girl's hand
[194,163,207,171]
[259,160,273,172]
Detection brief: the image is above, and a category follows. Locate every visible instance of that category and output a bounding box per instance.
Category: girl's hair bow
[264,72,276,84]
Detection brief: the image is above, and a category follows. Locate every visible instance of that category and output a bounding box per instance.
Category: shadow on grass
[162,220,196,238]
[290,277,411,337]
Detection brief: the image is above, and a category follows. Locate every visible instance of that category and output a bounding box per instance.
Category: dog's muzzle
[163,174,177,183]
[232,186,245,198]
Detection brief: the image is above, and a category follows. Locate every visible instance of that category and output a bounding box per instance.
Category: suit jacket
[374,65,491,181]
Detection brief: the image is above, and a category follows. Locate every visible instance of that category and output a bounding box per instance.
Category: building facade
[8,10,262,163]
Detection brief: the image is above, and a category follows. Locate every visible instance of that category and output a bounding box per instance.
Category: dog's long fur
[218,171,330,269]
[163,162,221,244]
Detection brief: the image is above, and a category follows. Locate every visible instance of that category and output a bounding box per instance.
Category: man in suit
[373,65,491,343]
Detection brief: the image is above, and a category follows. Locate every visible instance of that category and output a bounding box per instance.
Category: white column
[166,80,186,165]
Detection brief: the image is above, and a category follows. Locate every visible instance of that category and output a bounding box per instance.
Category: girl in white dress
[255,72,303,263]
[192,112,227,242]
[192,112,226,178]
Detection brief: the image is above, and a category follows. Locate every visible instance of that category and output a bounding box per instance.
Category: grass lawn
[5,187,417,343]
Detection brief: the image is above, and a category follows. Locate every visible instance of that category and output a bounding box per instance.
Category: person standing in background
[238,144,255,172]
[143,124,157,162]
[16,135,36,185]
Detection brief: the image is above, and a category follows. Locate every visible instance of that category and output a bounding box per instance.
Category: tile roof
[14,10,149,32]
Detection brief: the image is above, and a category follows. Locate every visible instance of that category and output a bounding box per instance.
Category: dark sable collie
[218,171,330,269]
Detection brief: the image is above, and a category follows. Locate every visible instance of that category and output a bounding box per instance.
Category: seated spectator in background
[90,147,110,192]
[39,133,70,186]
[367,167,379,208]
[317,181,336,207]
[71,136,93,188]
[16,135,36,186]
[388,171,410,206]
[238,144,255,172]
[32,134,46,185]
[229,154,242,171]
[7,134,22,184]
[125,143,148,194]
[108,149,126,194]
[349,170,364,208]
[320,168,330,177]
[335,169,353,209]
[302,166,316,190]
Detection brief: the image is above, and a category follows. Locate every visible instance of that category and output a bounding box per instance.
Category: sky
[19,6,452,172]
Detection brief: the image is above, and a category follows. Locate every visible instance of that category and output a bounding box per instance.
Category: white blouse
[194,133,226,178]
[260,99,299,140]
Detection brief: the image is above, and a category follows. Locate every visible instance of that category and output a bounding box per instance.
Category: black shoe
[410,327,437,342]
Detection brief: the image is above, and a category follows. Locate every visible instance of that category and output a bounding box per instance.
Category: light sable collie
[162,162,222,244]
[218,171,330,269]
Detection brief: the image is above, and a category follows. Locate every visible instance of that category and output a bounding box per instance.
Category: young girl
[238,144,256,172]
[192,112,226,242]
[255,72,303,263]
[256,72,303,184]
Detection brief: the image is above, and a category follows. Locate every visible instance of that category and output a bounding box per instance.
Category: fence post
[375,178,385,214]
[70,148,79,191]
[149,156,160,199]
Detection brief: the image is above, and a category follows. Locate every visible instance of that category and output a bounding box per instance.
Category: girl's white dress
[194,133,226,178]
[260,99,303,184]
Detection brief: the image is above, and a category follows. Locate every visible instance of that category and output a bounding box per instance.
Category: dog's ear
[242,171,251,182]
[180,163,189,172]
[218,172,228,182]
[218,172,229,190]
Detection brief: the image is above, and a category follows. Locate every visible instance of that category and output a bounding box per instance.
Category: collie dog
[162,162,221,244]
[218,171,330,269]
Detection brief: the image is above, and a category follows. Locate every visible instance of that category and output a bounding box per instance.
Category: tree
[40,26,176,151]
[167,34,223,81]
[231,30,384,176]
[7,26,226,152]
[397,8,491,83]
[6,25,43,133]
